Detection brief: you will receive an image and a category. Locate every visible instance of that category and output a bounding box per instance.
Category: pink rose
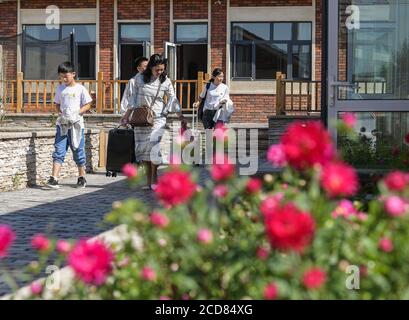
[150,212,170,228]
[0,225,15,258]
[30,282,43,296]
[213,185,229,198]
[256,246,269,260]
[341,112,357,128]
[213,123,229,142]
[68,240,113,285]
[197,229,213,244]
[264,282,278,300]
[31,234,51,252]
[141,266,156,281]
[267,144,287,167]
[320,162,359,198]
[379,237,393,253]
[260,194,284,217]
[302,268,326,290]
[384,196,408,217]
[211,154,235,182]
[122,163,138,179]
[383,171,408,192]
[246,178,263,194]
[56,240,72,255]
[155,169,197,207]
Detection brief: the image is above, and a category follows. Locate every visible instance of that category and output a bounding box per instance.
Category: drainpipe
[321,0,329,127]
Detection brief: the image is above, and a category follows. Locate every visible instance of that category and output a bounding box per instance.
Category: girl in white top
[195,68,231,129]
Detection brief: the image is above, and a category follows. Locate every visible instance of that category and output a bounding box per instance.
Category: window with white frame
[231,22,312,80]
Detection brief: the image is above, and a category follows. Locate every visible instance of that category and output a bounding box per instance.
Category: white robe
[213,98,234,123]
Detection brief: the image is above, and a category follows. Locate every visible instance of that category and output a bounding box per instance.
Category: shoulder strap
[203,82,211,100]
[150,80,162,108]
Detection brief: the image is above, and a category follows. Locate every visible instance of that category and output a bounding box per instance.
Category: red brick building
[0,0,322,123]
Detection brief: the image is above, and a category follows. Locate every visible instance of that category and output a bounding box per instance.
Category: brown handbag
[128,82,162,127]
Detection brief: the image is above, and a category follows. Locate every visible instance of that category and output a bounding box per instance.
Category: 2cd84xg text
[199,304,253,315]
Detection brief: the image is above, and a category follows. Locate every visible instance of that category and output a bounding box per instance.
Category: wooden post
[275,72,286,115]
[99,129,107,168]
[16,72,23,113]
[197,71,204,102]
[97,71,104,113]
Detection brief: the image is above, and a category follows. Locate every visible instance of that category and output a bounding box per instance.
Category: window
[23,24,96,79]
[175,23,208,43]
[118,24,151,96]
[66,25,96,79]
[174,23,208,107]
[119,24,150,43]
[231,22,312,80]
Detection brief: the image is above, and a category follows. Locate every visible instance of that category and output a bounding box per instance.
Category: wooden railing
[276,72,321,114]
[275,73,392,114]
[1,71,210,114]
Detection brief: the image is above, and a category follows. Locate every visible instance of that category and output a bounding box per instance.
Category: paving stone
[0,168,213,295]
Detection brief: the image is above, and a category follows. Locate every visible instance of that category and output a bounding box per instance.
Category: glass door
[328,0,409,169]
[165,42,177,81]
[143,41,152,58]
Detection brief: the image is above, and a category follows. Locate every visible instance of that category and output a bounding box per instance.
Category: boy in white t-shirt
[45,62,93,189]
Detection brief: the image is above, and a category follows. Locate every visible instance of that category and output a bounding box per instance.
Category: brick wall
[0,0,17,38]
[154,0,170,54]
[230,95,276,123]
[230,0,312,6]
[99,0,114,80]
[118,0,151,20]
[0,0,18,80]
[173,0,208,20]
[210,0,227,71]
[21,0,96,9]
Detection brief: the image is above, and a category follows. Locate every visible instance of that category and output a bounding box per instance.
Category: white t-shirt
[54,83,93,128]
[199,82,229,111]
[120,74,139,115]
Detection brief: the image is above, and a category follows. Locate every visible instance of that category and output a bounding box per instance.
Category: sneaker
[45,176,59,189]
[77,176,87,188]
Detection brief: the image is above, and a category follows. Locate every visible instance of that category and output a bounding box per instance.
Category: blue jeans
[52,126,86,167]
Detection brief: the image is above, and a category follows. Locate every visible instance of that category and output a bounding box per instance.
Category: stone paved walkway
[0,168,210,295]
[0,161,267,295]
[0,173,148,294]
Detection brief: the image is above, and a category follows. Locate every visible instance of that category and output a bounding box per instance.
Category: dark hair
[135,56,148,69]
[143,54,168,84]
[58,61,75,74]
[209,68,223,83]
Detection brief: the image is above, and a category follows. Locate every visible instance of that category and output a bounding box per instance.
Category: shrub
[3,120,409,300]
